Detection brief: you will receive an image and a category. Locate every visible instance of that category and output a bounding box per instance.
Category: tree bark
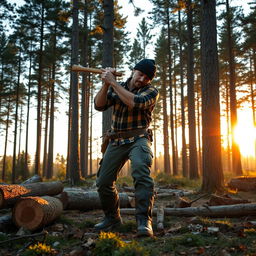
[13,196,63,231]
[178,9,188,178]
[69,0,81,184]
[226,0,242,175]
[161,69,171,175]
[102,0,114,135]
[35,2,45,175]
[12,48,22,183]
[80,1,89,178]
[65,190,134,211]
[186,0,199,179]
[121,203,256,217]
[200,0,224,193]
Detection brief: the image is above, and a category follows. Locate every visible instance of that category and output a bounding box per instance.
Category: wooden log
[228,176,256,191]
[157,205,164,231]
[208,194,251,206]
[65,191,133,211]
[0,181,64,209]
[54,192,69,210]
[21,175,42,184]
[13,196,63,231]
[120,203,256,218]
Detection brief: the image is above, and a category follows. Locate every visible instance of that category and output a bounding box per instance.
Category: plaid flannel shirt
[95,78,159,145]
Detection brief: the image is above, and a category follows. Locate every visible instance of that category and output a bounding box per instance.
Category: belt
[108,128,148,140]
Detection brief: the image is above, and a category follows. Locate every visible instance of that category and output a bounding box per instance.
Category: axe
[71,65,123,77]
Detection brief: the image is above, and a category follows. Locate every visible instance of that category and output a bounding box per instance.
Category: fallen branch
[157,205,164,231]
[0,230,48,245]
[120,203,256,218]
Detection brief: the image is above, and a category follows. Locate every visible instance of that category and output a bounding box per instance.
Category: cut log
[208,194,251,206]
[120,203,256,218]
[66,191,133,211]
[0,181,64,208]
[54,192,69,210]
[21,175,42,184]
[13,196,63,231]
[228,176,256,191]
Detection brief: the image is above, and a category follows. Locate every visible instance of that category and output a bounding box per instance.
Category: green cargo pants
[96,136,154,220]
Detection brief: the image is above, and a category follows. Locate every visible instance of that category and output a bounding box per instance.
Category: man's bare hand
[101,67,117,86]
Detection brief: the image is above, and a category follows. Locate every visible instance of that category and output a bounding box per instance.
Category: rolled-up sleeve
[133,87,159,109]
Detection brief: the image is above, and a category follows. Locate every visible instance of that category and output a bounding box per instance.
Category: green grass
[154,172,201,190]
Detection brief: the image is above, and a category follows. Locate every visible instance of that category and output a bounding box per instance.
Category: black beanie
[134,59,156,80]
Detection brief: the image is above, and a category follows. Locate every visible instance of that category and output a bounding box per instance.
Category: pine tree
[200,0,224,193]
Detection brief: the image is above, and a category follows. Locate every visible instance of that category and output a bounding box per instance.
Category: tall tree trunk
[167,7,178,176]
[89,84,93,175]
[153,112,158,172]
[2,97,11,181]
[80,2,89,178]
[69,0,81,185]
[35,2,45,175]
[12,50,21,184]
[196,79,202,175]
[186,0,199,179]
[225,79,231,172]
[161,71,171,175]
[47,25,57,180]
[200,0,224,193]
[249,55,256,162]
[178,10,188,178]
[226,0,242,175]
[43,85,50,177]
[25,46,33,179]
[173,67,179,173]
[66,81,72,180]
[102,0,114,135]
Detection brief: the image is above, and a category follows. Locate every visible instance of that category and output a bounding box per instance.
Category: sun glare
[234,112,256,157]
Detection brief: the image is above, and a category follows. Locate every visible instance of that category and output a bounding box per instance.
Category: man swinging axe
[93,59,159,237]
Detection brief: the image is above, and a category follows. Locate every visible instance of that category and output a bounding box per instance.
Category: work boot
[135,189,154,237]
[95,186,122,231]
[94,215,122,231]
[136,217,153,237]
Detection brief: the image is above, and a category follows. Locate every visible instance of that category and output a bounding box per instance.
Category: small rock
[16,227,30,236]
[69,246,86,256]
[51,223,64,232]
[53,241,60,247]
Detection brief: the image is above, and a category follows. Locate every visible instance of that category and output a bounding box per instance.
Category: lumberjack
[91,59,159,237]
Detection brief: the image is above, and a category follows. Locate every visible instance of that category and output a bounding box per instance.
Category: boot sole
[137,230,154,237]
[94,221,122,232]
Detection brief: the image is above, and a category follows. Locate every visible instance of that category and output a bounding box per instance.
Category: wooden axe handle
[71,65,122,76]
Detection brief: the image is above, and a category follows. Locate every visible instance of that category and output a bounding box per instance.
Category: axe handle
[71,65,122,77]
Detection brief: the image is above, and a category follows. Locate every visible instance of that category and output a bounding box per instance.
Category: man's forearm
[94,83,109,108]
[111,81,135,108]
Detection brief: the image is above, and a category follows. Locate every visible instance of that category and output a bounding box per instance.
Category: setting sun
[234,111,256,157]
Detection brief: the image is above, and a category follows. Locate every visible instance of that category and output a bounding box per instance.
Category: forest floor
[1,175,256,255]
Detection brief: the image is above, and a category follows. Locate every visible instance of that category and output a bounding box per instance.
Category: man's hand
[101,67,117,86]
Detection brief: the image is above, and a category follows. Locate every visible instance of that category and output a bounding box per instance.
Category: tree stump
[13,196,63,231]
[0,181,64,208]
